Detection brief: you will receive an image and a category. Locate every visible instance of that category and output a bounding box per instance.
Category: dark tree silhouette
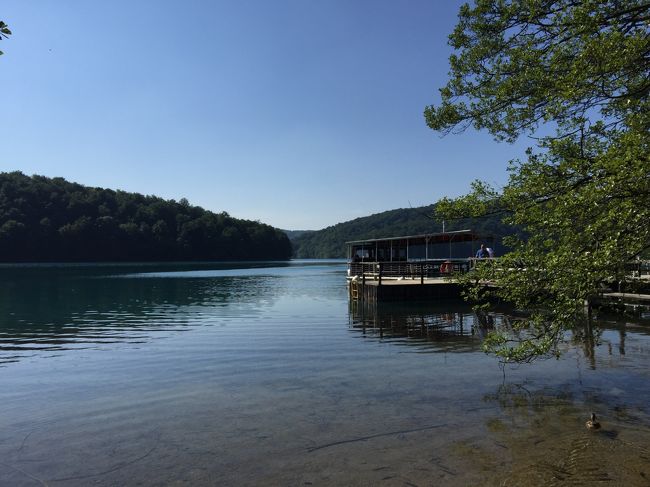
[0,172,292,262]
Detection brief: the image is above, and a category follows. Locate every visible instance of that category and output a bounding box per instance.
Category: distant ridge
[282,229,315,241]
[290,205,514,258]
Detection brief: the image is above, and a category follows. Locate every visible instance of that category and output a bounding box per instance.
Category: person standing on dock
[476,244,490,259]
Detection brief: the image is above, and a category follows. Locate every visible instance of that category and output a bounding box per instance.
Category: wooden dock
[346,254,650,304]
[601,292,650,302]
[596,292,650,313]
[349,277,463,302]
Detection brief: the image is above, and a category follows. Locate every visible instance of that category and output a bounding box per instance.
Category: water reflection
[347,296,650,365]
[0,275,193,364]
[570,313,650,372]
[348,299,511,352]
[1,262,650,485]
[0,261,330,366]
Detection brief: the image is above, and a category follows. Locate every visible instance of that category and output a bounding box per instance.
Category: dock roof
[346,230,485,246]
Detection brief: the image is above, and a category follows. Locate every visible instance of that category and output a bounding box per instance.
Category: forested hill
[0,172,292,262]
[291,205,514,258]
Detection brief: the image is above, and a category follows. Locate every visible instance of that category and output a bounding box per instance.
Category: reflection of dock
[596,292,650,315]
[348,300,503,351]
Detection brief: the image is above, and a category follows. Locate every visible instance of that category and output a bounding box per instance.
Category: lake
[1,260,649,486]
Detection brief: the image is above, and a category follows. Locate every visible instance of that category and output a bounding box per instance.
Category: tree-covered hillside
[0,172,291,262]
[291,205,515,258]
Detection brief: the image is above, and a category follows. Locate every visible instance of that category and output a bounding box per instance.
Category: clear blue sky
[2,1,530,230]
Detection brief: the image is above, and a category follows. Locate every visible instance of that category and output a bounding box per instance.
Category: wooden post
[420,264,424,284]
[584,298,593,321]
[378,263,382,286]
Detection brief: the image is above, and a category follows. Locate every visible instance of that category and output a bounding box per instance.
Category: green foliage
[291,205,515,258]
[427,0,650,361]
[425,0,649,143]
[0,21,11,56]
[0,172,292,262]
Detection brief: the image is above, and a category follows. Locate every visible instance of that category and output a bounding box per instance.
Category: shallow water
[0,260,649,486]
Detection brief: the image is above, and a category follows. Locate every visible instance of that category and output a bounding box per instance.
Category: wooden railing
[348,259,475,281]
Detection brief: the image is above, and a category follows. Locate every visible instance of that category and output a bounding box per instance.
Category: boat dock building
[347,230,493,302]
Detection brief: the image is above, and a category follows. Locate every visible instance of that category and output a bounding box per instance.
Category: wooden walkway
[601,292,650,303]
[347,258,650,303]
[349,277,650,305]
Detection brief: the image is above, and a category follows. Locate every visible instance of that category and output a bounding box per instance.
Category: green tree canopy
[0,21,11,55]
[425,0,650,361]
[0,172,292,262]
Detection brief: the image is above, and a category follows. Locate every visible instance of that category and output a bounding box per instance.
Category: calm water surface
[1,260,649,486]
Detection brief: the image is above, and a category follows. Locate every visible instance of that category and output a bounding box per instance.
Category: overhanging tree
[425,0,650,361]
[0,21,11,55]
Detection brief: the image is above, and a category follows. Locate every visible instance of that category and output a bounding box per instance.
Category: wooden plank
[602,292,650,302]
